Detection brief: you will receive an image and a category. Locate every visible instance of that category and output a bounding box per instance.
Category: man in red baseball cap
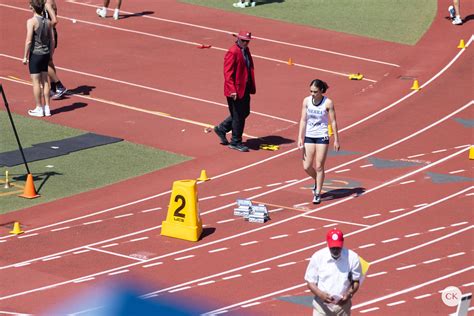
[305,228,362,315]
[213,30,256,152]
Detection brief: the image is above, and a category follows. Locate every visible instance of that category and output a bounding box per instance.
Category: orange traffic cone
[411,79,420,91]
[10,221,24,235]
[457,39,465,49]
[19,174,40,199]
[197,169,210,181]
[287,58,293,66]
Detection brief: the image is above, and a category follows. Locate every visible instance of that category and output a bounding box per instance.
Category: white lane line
[251,268,271,274]
[222,274,242,280]
[303,215,369,227]
[83,220,103,225]
[217,219,236,224]
[200,196,216,201]
[455,144,471,149]
[142,262,163,268]
[396,264,417,271]
[0,240,6,243]
[389,208,405,213]
[432,149,447,153]
[360,307,380,313]
[449,169,465,174]
[335,169,350,173]
[298,228,316,234]
[101,243,119,248]
[129,237,149,242]
[169,286,191,293]
[465,192,474,196]
[277,262,296,268]
[86,246,146,261]
[266,182,282,187]
[42,256,61,262]
[407,153,425,158]
[244,186,262,191]
[367,271,387,278]
[359,243,376,249]
[141,207,162,213]
[363,214,381,219]
[447,252,465,258]
[294,202,310,207]
[174,255,195,261]
[285,179,299,183]
[414,293,432,299]
[387,300,406,306]
[353,266,473,309]
[414,203,428,207]
[381,238,400,243]
[400,180,416,185]
[462,282,474,287]
[108,269,129,276]
[428,226,445,232]
[17,234,38,239]
[209,248,228,253]
[73,249,90,255]
[360,164,373,168]
[114,213,134,219]
[73,277,95,283]
[240,241,258,246]
[269,208,284,213]
[451,221,468,226]
[423,258,441,264]
[270,234,289,240]
[219,191,240,197]
[323,223,338,227]
[14,262,31,267]
[198,280,216,286]
[50,226,70,232]
[242,302,261,308]
[404,233,421,238]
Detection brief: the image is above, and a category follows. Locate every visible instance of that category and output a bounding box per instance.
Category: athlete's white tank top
[305,96,329,138]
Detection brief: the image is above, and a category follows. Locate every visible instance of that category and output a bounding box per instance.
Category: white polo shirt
[305,247,361,300]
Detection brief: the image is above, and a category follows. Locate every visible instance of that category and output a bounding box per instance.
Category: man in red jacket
[214,30,256,152]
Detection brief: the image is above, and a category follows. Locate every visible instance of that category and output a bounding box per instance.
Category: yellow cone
[469,146,474,160]
[10,221,24,235]
[287,58,293,66]
[457,39,466,49]
[411,79,420,91]
[197,169,210,181]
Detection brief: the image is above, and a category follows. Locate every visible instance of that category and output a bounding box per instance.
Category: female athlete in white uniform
[298,79,340,204]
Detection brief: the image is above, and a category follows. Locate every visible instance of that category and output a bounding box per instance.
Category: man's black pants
[217,93,250,145]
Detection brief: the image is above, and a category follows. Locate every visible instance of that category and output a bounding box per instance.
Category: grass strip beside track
[0,111,190,214]
[179,0,436,45]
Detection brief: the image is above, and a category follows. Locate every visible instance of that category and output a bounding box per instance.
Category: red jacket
[223,43,256,99]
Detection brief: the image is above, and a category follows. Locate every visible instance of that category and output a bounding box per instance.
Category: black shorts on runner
[29,53,50,74]
[304,136,330,144]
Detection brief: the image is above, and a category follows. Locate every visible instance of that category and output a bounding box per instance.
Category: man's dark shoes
[214,126,229,145]
[229,143,249,152]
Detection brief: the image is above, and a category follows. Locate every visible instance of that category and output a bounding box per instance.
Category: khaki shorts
[312,297,352,316]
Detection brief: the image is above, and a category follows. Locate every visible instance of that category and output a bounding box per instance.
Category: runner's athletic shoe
[52,86,67,100]
[113,9,120,20]
[448,5,455,19]
[44,105,51,117]
[96,7,106,18]
[312,193,321,205]
[452,17,463,25]
[28,106,44,117]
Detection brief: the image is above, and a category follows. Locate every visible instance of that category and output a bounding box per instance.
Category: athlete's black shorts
[304,136,330,144]
[29,53,50,74]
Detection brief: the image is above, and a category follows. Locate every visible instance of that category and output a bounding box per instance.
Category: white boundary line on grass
[68,0,400,68]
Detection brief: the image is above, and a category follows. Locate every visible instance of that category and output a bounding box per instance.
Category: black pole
[0,84,31,174]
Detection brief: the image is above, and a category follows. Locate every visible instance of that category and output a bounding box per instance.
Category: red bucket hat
[326,228,344,248]
[234,30,252,41]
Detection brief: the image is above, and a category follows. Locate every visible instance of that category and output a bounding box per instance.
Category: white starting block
[234,199,252,217]
[234,200,270,223]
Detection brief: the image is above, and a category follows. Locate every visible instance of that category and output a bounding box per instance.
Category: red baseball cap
[234,30,252,41]
[326,228,344,248]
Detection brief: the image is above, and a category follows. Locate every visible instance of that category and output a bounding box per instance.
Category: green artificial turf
[179,0,437,45]
[0,111,191,214]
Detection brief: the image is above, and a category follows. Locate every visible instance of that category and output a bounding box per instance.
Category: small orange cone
[287,58,293,66]
[10,221,24,235]
[411,79,420,91]
[457,39,465,49]
[19,174,40,199]
[469,146,474,160]
[197,169,210,181]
